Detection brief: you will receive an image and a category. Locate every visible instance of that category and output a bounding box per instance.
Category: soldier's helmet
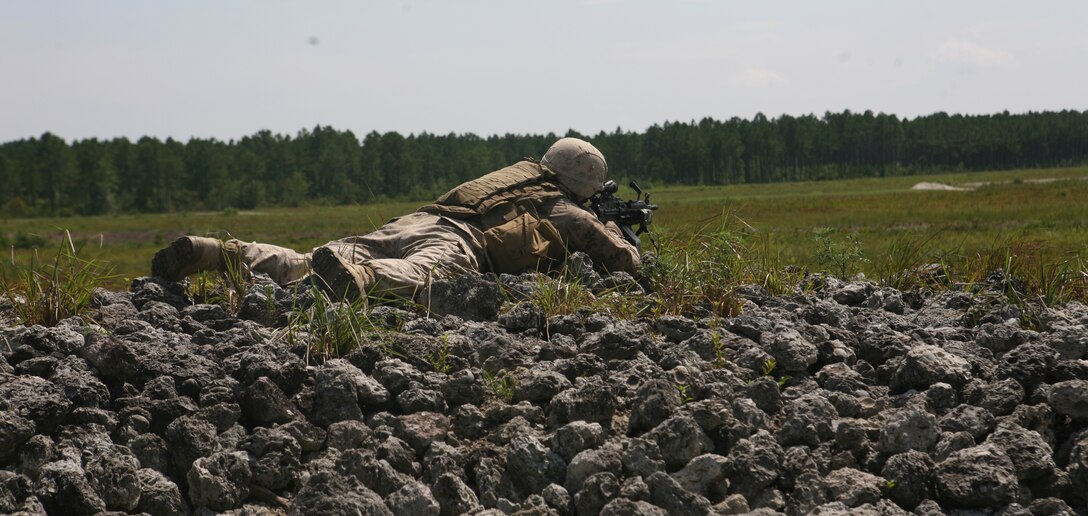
[541,137,607,200]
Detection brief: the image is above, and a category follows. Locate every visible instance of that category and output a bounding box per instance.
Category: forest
[1,109,1086,217]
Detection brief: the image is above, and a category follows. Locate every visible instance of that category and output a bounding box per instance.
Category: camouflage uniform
[229,161,639,300]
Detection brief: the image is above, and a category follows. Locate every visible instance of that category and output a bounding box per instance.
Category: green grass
[1,231,114,326]
[2,166,1086,315]
[646,166,1088,270]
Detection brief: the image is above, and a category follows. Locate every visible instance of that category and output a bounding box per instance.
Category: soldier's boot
[151,236,242,281]
[310,246,375,302]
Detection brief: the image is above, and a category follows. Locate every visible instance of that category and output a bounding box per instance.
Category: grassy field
[650,166,1088,267]
[2,166,1087,294]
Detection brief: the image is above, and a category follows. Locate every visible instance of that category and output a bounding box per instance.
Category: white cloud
[732,68,786,87]
[936,39,1018,69]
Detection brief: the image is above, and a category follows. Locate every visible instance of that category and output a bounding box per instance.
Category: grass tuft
[284,286,377,362]
[1,230,114,327]
[483,370,516,403]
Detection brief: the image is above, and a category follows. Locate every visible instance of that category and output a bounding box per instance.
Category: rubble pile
[2,265,1087,515]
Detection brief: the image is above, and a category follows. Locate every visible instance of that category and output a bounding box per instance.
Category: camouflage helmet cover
[541,137,607,199]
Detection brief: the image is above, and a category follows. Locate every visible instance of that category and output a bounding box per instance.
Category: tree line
[1,109,1086,217]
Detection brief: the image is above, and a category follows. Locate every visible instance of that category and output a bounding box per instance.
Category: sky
[2,0,1087,143]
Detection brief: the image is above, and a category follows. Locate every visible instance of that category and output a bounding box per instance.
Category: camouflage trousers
[232,212,483,299]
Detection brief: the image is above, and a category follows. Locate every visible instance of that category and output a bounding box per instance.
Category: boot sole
[311,247,363,301]
[151,237,194,281]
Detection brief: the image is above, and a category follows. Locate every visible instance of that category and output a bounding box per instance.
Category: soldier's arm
[545,198,641,275]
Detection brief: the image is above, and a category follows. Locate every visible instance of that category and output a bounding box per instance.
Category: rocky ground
[1,260,1088,515]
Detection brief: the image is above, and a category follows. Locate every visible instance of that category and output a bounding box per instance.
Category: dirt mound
[2,263,1087,514]
[910,182,970,191]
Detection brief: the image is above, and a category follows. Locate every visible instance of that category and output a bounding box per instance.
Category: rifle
[589,180,659,251]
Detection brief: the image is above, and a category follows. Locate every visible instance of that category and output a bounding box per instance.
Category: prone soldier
[151,137,643,303]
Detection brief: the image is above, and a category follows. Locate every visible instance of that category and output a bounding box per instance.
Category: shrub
[813,227,868,279]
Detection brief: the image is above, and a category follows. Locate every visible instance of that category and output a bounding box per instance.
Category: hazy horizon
[4,0,1087,143]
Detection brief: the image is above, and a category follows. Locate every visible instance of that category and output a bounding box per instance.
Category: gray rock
[50,356,111,409]
[540,483,572,515]
[647,414,714,471]
[777,393,838,446]
[573,472,619,515]
[392,411,450,455]
[476,463,520,513]
[552,421,605,463]
[186,451,251,511]
[618,475,650,501]
[670,453,728,497]
[601,497,669,515]
[244,427,302,490]
[934,444,1018,508]
[645,471,714,516]
[378,436,420,477]
[975,321,1030,353]
[507,435,567,496]
[713,494,751,515]
[939,404,996,440]
[823,468,883,507]
[0,411,35,465]
[139,300,181,331]
[337,450,408,497]
[547,377,615,427]
[387,480,440,516]
[765,325,819,373]
[832,283,873,306]
[426,272,503,321]
[581,322,656,361]
[963,378,1024,417]
[451,404,487,439]
[655,316,699,343]
[279,419,327,453]
[934,431,976,461]
[1044,327,1088,360]
[1027,497,1078,516]
[421,442,463,485]
[440,369,487,406]
[1049,380,1088,421]
[1070,431,1088,507]
[431,473,481,516]
[498,301,546,333]
[621,437,666,478]
[83,442,141,511]
[985,423,1055,481]
[565,448,621,493]
[164,414,219,481]
[136,468,187,516]
[311,359,389,427]
[1000,343,1057,387]
[36,459,106,515]
[240,376,298,426]
[816,362,869,395]
[513,368,572,404]
[890,344,972,392]
[324,420,372,450]
[880,451,933,511]
[627,378,681,436]
[877,409,939,454]
[16,322,87,355]
[745,376,782,414]
[131,276,191,309]
[0,375,72,435]
[290,470,391,516]
[726,430,783,499]
[397,385,448,413]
